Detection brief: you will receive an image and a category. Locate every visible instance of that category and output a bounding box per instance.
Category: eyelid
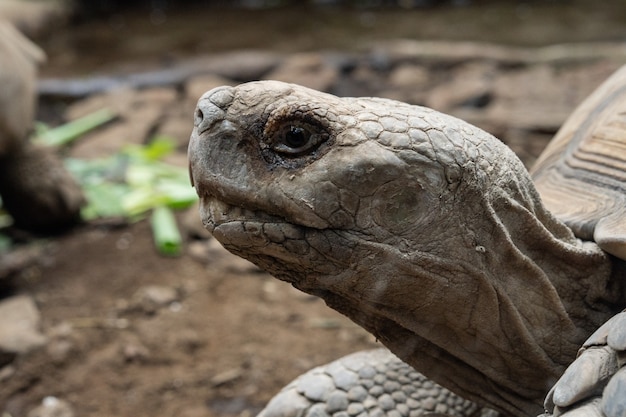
[272,132,325,155]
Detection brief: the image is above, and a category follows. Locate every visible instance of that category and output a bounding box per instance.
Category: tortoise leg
[256,349,491,417]
[544,311,626,417]
[0,143,85,233]
[594,213,626,260]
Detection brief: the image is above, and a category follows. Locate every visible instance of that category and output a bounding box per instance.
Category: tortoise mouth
[199,196,349,278]
[200,197,279,231]
[199,196,306,244]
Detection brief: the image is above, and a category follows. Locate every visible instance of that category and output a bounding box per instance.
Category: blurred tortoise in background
[0,21,84,233]
[188,64,626,417]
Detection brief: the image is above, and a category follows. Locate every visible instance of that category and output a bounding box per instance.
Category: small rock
[131,285,179,314]
[46,339,74,364]
[27,396,74,417]
[210,368,243,387]
[0,364,15,381]
[121,339,150,362]
[0,295,46,365]
[45,322,77,364]
[0,244,45,280]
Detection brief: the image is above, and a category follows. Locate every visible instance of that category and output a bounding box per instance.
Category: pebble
[130,284,179,314]
[0,295,46,364]
[27,396,74,417]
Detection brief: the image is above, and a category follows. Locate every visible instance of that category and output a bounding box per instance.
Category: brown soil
[2,219,377,417]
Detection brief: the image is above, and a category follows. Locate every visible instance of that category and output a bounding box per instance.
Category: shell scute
[531,65,626,260]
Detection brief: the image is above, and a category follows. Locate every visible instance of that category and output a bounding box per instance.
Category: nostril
[194,86,235,132]
[194,108,204,126]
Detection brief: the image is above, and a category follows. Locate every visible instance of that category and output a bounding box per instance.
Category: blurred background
[1,1,626,416]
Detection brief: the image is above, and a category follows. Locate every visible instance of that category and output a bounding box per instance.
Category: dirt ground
[2,216,378,417]
[3,4,626,417]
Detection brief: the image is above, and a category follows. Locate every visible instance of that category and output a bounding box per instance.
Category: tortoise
[188,64,626,417]
[0,21,84,233]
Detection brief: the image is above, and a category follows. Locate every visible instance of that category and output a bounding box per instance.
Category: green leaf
[35,108,116,147]
[150,205,183,256]
[62,135,198,256]
[124,136,178,161]
[81,182,130,220]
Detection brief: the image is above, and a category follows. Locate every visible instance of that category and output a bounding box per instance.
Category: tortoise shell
[531,65,626,260]
[0,21,44,155]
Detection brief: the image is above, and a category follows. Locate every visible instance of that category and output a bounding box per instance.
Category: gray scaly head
[188,80,624,416]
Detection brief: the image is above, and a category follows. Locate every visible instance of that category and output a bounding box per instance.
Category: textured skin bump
[189,80,625,417]
[257,349,485,417]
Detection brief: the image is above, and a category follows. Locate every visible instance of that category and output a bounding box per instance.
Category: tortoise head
[188,81,619,416]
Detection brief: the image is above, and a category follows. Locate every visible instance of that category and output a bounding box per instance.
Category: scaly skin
[257,349,487,417]
[188,81,625,416]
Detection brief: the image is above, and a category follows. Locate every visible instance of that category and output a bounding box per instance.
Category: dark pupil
[285,126,308,148]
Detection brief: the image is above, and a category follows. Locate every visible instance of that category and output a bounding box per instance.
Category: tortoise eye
[272,124,328,156]
[285,126,308,148]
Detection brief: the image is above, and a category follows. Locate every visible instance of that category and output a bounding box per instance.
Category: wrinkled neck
[297,166,623,417]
